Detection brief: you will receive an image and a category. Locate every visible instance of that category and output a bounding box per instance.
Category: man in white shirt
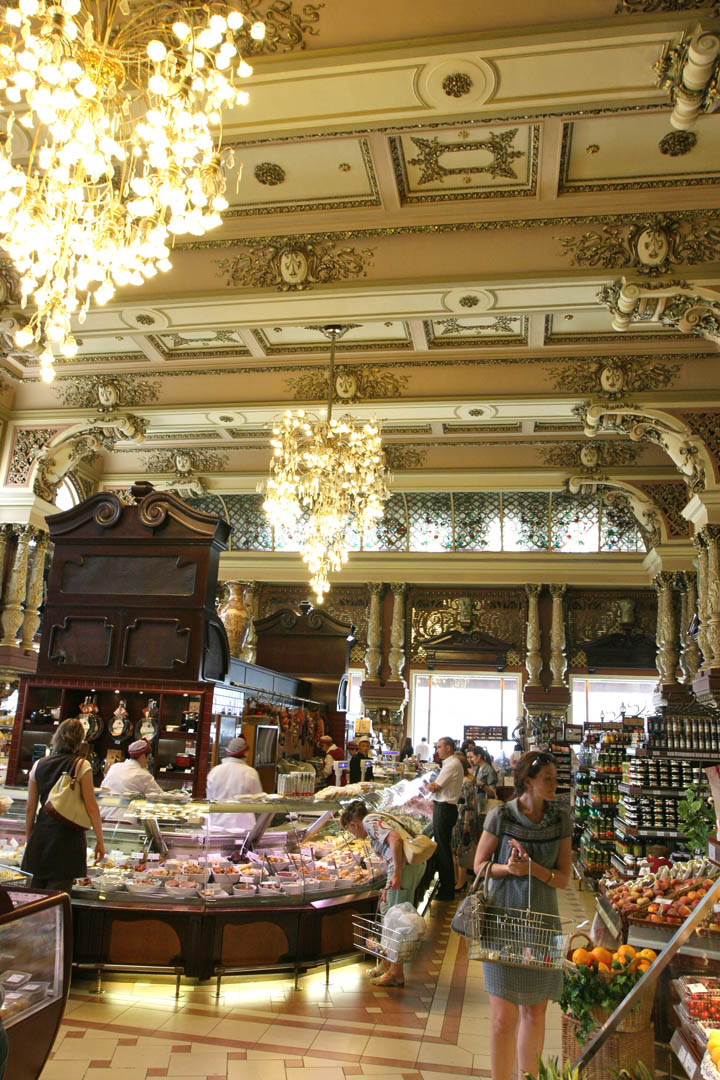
[101,739,163,797]
[205,736,263,832]
[318,734,344,785]
[417,737,431,762]
[427,737,464,900]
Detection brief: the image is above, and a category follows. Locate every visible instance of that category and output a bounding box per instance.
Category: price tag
[130,851,144,860]
[656,897,673,907]
[147,853,160,861]
[714,904,720,914]
[688,982,709,993]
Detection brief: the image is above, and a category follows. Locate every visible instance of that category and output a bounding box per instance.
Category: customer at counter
[357,737,374,780]
[206,736,262,832]
[318,734,344,785]
[101,738,163,796]
[23,718,106,892]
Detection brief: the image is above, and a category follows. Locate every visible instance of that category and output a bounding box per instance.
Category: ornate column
[678,570,701,684]
[0,525,35,647]
[653,571,680,693]
[20,529,49,652]
[524,584,542,687]
[388,583,406,681]
[240,581,260,663]
[364,582,383,679]
[694,535,712,667]
[549,584,567,687]
[693,526,720,709]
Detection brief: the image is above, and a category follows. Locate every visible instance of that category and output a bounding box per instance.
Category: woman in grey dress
[472,751,572,1080]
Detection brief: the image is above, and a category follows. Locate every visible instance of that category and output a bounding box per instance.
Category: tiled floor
[39,883,596,1080]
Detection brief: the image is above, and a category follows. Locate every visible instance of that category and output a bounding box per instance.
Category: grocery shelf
[626,747,719,761]
[671,1029,702,1080]
[614,816,684,840]
[610,853,636,877]
[618,782,683,799]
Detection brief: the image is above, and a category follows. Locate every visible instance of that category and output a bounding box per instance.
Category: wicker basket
[561,1015,655,1078]
[589,979,655,1032]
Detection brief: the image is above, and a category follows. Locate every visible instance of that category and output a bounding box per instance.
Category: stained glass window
[221,494,273,550]
[407,493,452,551]
[453,492,502,551]
[550,492,599,552]
[502,492,550,551]
[600,497,648,553]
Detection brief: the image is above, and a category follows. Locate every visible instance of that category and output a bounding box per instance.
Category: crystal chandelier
[0,0,264,381]
[262,325,390,604]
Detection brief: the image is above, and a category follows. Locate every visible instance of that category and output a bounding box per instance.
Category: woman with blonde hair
[22,718,105,892]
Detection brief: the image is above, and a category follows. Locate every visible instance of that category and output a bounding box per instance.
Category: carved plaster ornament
[600,363,626,394]
[335,371,359,400]
[598,276,720,346]
[580,443,600,469]
[545,356,680,396]
[559,214,720,277]
[54,375,160,411]
[217,235,375,293]
[32,432,105,502]
[287,363,408,404]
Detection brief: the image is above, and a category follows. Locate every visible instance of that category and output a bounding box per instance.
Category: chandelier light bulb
[250,20,265,39]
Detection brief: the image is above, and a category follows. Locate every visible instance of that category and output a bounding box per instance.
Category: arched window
[55,474,82,511]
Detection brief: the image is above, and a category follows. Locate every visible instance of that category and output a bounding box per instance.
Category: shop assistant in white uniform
[101,738,163,796]
[205,736,263,832]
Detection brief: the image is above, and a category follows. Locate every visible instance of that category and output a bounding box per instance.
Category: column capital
[653,570,676,591]
[525,583,542,599]
[548,584,567,598]
[367,582,384,596]
[389,582,406,596]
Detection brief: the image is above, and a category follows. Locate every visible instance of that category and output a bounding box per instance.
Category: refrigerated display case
[0,888,72,1080]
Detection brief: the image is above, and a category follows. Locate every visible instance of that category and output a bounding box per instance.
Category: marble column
[364,582,383,679]
[705,526,720,669]
[240,580,260,663]
[525,584,542,687]
[388,583,406,681]
[678,570,701,684]
[653,571,679,688]
[0,525,35,647]
[20,529,49,652]
[694,534,712,667]
[548,584,567,687]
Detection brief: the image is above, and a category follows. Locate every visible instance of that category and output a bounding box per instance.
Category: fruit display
[561,940,658,1044]
[602,857,718,928]
[703,1029,720,1080]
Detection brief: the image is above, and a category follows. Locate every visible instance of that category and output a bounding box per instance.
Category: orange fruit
[597,962,611,973]
[617,944,636,959]
[591,946,613,967]
[637,948,657,963]
[711,1046,720,1066]
[637,962,650,973]
[572,948,592,966]
[613,951,632,967]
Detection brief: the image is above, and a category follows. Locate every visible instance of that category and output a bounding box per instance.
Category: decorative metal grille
[550,492,599,552]
[502,492,550,551]
[366,493,408,551]
[453,492,501,551]
[406,492,452,551]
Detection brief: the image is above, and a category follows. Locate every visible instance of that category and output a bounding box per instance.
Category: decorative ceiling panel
[390,123,538,204]
[73,334,146,356]
[559,114,720,193]
[152,330,251,357]
[544,311,680,342]
[254,321,412,353]
[425,316,527,347]
[222,137,379,215]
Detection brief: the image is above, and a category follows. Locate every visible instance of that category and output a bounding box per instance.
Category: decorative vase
[218,581,249,658]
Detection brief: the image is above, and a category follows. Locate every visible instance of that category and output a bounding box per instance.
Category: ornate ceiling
[1,0,719,585]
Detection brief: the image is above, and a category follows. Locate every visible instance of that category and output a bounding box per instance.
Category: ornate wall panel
[407,587,526,666]
[566,587,657,668]
[258,583,369,665]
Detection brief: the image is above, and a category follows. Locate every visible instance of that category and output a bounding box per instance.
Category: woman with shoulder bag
[340,800,425,988]
[451,752,478,892]
[22,718,106,893]
[472,751,572,1080]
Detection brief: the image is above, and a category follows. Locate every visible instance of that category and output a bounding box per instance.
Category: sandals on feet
[373,972,404,988]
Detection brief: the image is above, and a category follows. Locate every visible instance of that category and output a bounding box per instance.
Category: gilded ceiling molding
[384,446,429,470]
[286,365,409,403]
[33,432,106,503]
[179,208,716,253]
[424,316,529,348]
[139,449,229,473]
[407,130,525,185]
[540,442,639,469]
[6,427,62,486]
[543,356,681,395]
[637,480,693,538]
[580,402,709,495]
[558,214,720,276]
[236,0,322,53]
[599,278,720,347]
[616,1,720,11]
[216,235,374,292]
[680,410,720,479]
[436,316,518,336]
[255,323,412,354]
[54,375,161,411]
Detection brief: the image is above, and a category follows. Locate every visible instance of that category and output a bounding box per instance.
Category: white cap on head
[226,736,249,758]
[128,738,151,759]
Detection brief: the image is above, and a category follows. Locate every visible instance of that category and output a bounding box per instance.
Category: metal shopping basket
[467,858,569,969]
[352,913,424,964]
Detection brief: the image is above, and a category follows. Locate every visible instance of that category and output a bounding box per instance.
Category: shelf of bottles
[576,716,645,879]
[613,709,715,873]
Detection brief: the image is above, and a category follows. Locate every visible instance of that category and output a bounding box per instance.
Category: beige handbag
[379,812,438,865]
[43,757,92,831]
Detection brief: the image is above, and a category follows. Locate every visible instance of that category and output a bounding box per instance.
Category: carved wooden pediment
[415,627,513,669]
[253,601,355,640]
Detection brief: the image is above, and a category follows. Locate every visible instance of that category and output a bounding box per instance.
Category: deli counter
[0,784,433,983]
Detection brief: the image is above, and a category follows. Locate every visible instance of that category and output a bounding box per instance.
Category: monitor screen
[254,725,279,766]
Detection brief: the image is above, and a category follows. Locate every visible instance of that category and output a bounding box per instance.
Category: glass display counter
[0,888,72,1080]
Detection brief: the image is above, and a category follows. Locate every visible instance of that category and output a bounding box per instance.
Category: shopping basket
[467,858,568,969]
[352,913,424,964]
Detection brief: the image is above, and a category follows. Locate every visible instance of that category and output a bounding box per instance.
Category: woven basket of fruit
[561,1014,655,1079]
[562,942,657,1042]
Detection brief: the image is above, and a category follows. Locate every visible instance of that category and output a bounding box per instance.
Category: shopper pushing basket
[471,750,573,1080]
